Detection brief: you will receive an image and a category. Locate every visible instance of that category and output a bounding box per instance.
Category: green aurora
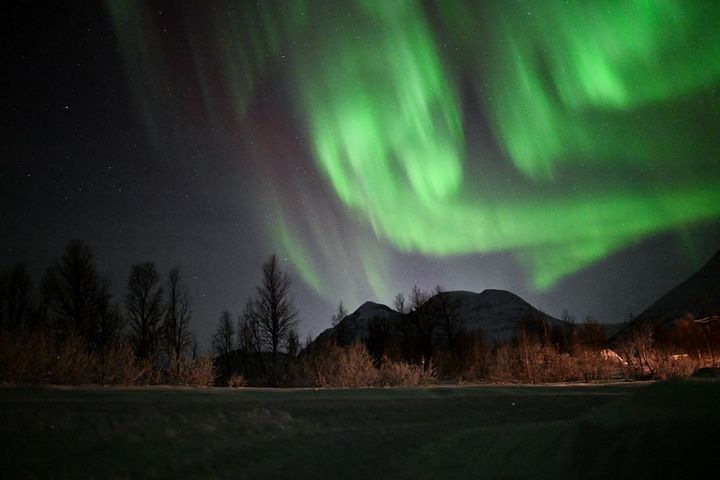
[107,0,720,298]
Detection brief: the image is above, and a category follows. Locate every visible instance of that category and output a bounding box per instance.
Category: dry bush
[1,331,101,384]
[228,373,246,388]
[166,355,192,385]
[574,350,616,382]
[653,352,700,379]
[378,357,436,386]
[539,345,577,382]
[432,351,462,381]
[164,355,215,386]
[486,342,576,383]
[487,344,518,382]
[53,334,98,384]
[0,330,55,383]
[128,357,162,385]
[314,342,378,388]
[184,355,216,387]
[1,330,215,387]
[99,343,138,385]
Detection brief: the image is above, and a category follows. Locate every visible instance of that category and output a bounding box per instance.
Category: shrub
[185,355,216,387]
[378,357,436,387]
[314,342,378,388]
[487,344,518,382]
[54,334,98,384]
[100,343,138,385]
[228,373,246,388]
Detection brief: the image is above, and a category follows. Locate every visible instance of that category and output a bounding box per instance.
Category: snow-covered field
[1,381,718,478]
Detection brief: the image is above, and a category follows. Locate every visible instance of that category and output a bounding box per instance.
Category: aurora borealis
[5,1,720,341]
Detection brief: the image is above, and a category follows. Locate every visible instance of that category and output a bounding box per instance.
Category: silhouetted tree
[0,263,32,331]
[409,285,435,366]
[393,293,407,315]
[254,254,298,385]
[43,240,108,338]
[190,333,199,361]
[331,301,348,326]
[562,310,579,355]
[393,292,413,361]
[237,299,261,354]
[331,301,349,346]
[91,292,124,382]
[432,286,463,372]
[213,310,236,380]
[287,329,300,357]
[212,310,235,358]
[125,262,164,359]
[162,266,192,363]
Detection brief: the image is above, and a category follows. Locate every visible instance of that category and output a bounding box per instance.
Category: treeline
[0,240,212,385]
[614,315,720,379]
[210,254,300,387]
[304,286,720,386]
[304,286,618,386]
[3,243,717,387]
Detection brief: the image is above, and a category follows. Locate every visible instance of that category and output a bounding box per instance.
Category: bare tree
[162,266,193,363]
[237,299,261,354]
[331,301,348,326]
[125,262,164,359]
[616,320,656,378]
[331,301,349,346]
[0,263,32,331]
[393,293,407,315]
[254,254,298,385]
[393,292,413,361]
[409,285,435,366]
[212,310,235,357]
[190,333,199,360]
[432,286,462,372]
[43,240,107,338]
[287,329,300,357]
[213,310,236,380]
[91,291,125,383]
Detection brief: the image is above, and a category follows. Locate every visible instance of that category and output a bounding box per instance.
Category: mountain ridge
[311,288,563,348]
[611,248,720,340]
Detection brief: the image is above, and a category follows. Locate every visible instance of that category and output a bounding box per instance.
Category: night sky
[4,1,720,348]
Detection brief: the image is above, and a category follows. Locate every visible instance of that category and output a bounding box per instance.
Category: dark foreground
[1,381,719,479]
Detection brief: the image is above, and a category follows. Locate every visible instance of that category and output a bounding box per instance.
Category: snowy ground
[1,381,718,478]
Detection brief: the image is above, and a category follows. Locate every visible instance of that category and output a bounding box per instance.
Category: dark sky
[4,1,720,348]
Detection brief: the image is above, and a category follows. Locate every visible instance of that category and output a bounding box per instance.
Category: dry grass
[228,373,247,388]
[378,357,436,387]
[0,330,215,387]
[312,343,437,388]
[314,342,378,388]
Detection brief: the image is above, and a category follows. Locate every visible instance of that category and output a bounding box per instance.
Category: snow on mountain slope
[437,289,562,342]
[311,289,561,347]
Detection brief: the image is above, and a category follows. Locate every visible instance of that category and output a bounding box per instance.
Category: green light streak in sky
[107,0,720,293]
[295,0,720,289]
[479,0,720,179]
[300,1,464,209]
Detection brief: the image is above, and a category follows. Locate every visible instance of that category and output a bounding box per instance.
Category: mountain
[613,248,720,336]
[420,289,563,342]
[311,289,562,347]
[310,301,402,347]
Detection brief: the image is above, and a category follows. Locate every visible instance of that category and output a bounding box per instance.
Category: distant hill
[612,248,720,338]
[422,289,563,342]
[310,289,564,348]
[311,301,402,347]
